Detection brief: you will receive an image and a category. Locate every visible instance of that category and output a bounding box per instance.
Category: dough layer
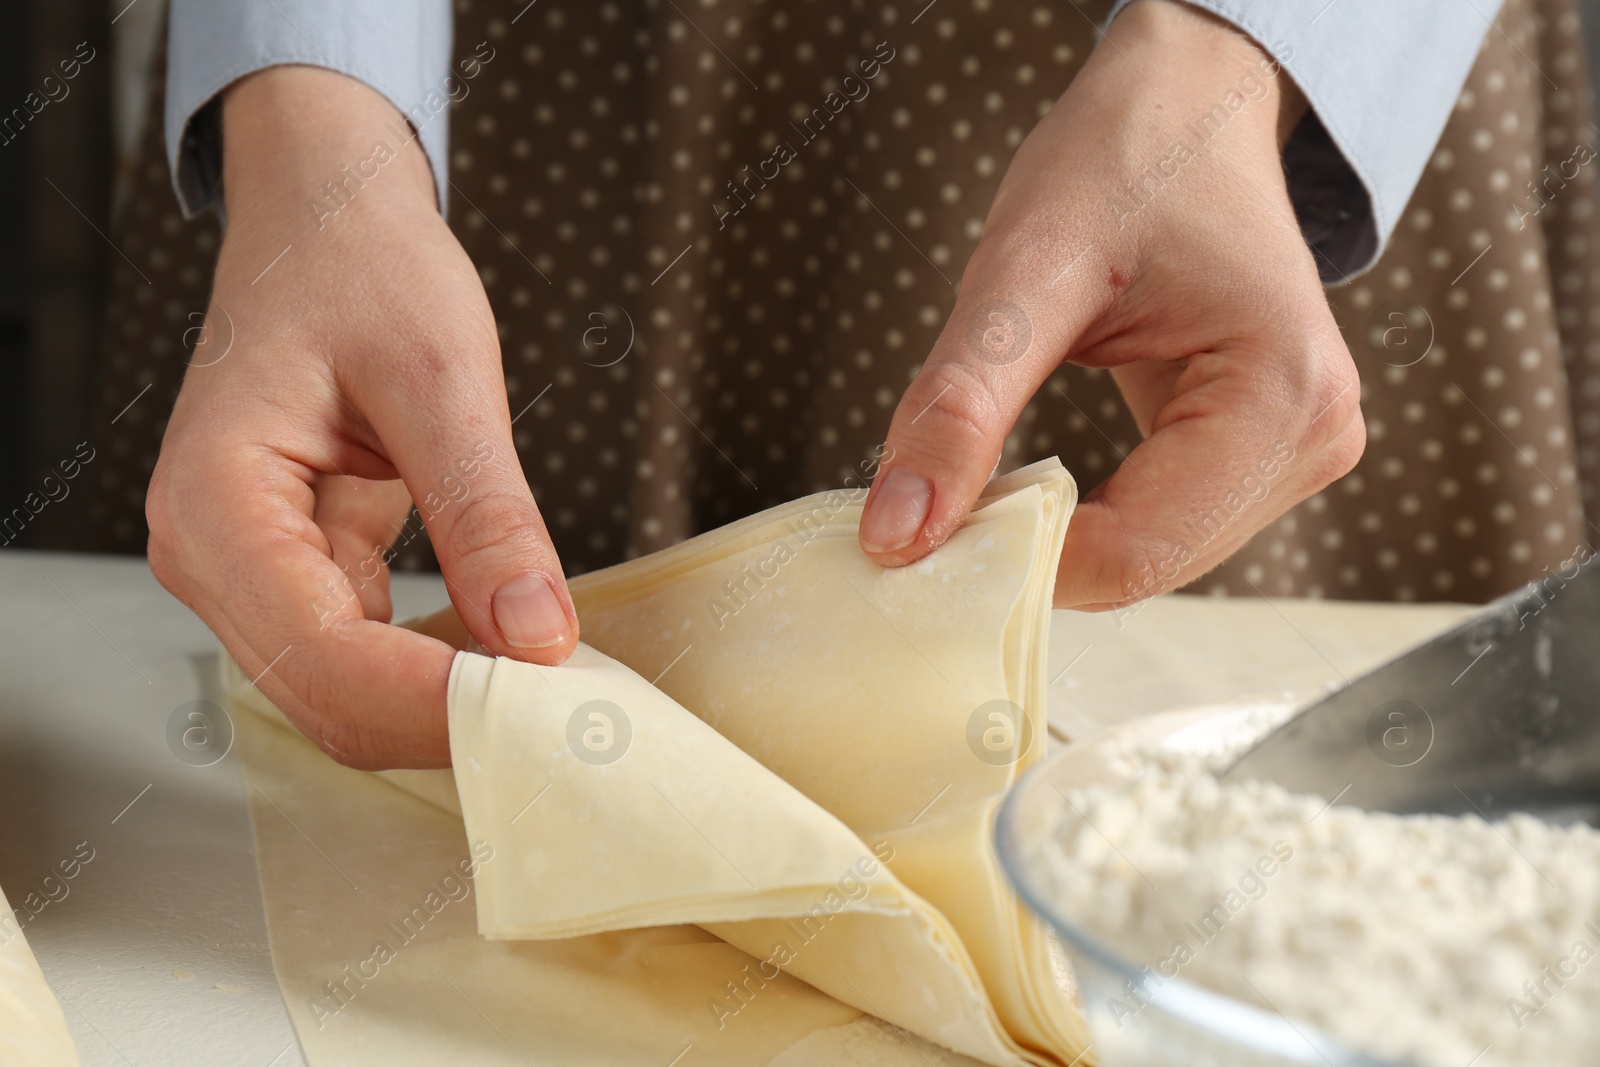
[227,458,1086,1065]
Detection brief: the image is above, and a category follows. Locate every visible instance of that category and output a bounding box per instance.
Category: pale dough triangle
[448,645,914,935]
[225,458,1088,1066]
[559,458,1084,1062]
[448,644,1024,1065]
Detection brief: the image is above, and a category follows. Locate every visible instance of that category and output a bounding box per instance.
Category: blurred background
[10,0,1600,604]
[1,1,160,553]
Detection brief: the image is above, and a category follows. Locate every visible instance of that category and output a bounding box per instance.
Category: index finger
[148,442,456,769]
[857,227,1120,565]
[1054,343,1363,610]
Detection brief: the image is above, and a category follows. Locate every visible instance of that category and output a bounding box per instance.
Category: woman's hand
[147,67,576,769]
[860,0,1365,609]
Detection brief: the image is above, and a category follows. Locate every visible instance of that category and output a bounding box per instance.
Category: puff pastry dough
[228,457,1085,1065]
[0,882,78,1066]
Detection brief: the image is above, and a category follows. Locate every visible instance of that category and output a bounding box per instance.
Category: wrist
[221,66,438,230]
[1113,0,1305,151]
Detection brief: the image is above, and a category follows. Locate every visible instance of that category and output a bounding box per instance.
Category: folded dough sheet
[227,457,1086,1066]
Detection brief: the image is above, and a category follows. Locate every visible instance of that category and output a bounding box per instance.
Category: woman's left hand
[859,0,1365,609]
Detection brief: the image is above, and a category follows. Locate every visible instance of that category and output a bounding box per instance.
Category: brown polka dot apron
[92,0,1600,603]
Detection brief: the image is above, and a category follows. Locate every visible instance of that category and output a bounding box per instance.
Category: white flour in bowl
[1024,751,1600,1067]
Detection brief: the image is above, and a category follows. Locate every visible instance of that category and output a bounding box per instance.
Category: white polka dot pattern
[90,0,1600,603]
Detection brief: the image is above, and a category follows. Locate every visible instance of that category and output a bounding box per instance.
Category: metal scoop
[1222,551,1600,825]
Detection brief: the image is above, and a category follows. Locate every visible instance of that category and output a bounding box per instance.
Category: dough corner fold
[225,459,1089,1067]
[450,458,1088,1066]
[446,644,920,937]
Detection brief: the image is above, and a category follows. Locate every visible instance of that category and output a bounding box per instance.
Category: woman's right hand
[147,66,575,770]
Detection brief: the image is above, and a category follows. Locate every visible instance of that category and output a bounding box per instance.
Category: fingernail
[860,469,933,553]
[492,575,571,649]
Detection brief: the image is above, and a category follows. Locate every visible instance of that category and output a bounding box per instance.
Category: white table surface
[0,552,452,1067]
[0,550,1476,1066]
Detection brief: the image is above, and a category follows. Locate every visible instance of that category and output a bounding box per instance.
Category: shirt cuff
[165,0,455,219]
[1105,0,1501,281]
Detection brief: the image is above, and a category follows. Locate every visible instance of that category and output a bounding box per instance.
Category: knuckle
[975,215,1071,274]
[144,475,187,593]
[392,326,500,401]
[1295,346,1362,441]
[1105,534,1190,606]
[280,674,367,768]
[312,725,368,769]
[146,535,180,594]
[401,342,454,391]
[896,361,1004,453]
[1333,417,1368,472]
[1296,358,1366,484]
[1316,366,1363,434]
[443,487,540,567]
[1309,417,1368,489]
[143,469,175,543]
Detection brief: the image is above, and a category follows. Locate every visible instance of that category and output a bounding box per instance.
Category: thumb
[365,368,578,665]
[860,242,1114,565]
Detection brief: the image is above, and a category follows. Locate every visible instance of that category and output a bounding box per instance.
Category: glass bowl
[995,712,1404,1067]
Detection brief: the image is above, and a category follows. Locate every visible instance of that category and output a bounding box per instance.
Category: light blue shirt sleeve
[165,0,454,219]
[1108,0,1503,281]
